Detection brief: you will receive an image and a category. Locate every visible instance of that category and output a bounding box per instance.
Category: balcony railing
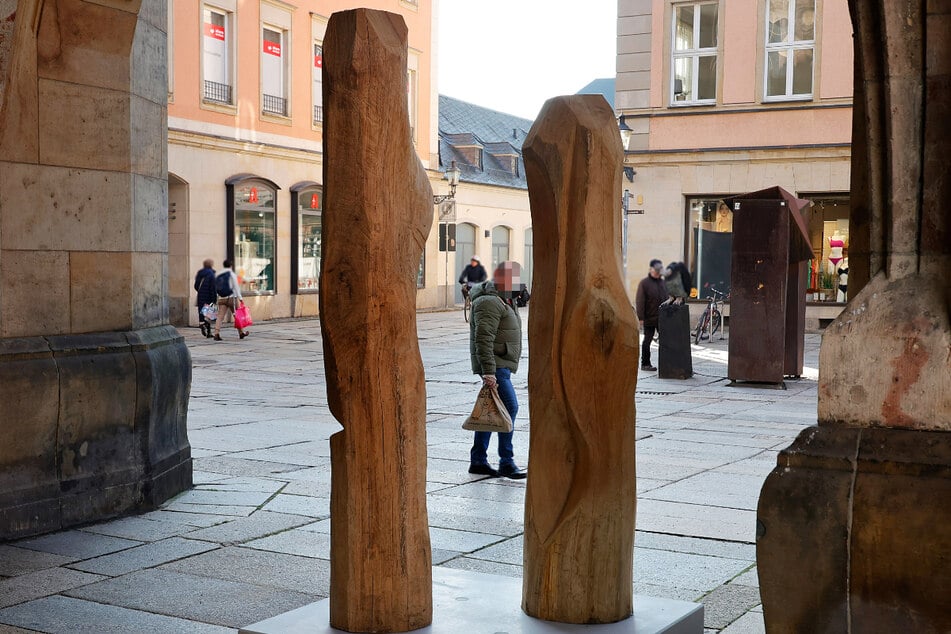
[203,80,233,105]
[262,94,288,116]
[313,105,323,125]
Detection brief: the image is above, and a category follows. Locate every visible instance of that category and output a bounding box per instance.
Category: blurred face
[493,261,522,294]
[649,263,663,278]
[471,259,479,267]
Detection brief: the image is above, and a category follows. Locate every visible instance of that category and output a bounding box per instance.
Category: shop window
[671,2,718,105]
[684,196,734,297]
[491,226,510,270]
[202,6,234,104]
[802,194,850,303]
[262,26,288,116]
[294,187,322,293]
[523,228,534,291]
[228,178,278,294]
[313,43,323,124]
[765,0,815,100]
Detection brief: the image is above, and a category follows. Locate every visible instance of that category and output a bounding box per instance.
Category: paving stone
[63,568,316,629]
[633,582,702,603]
[635,532,756,561]
[432,548,462,565]
[260,494,329,518]
[700,583,763,629]
[0,546,74,577]
[637,499,756,543]
[635,547,751,593]
[427,511,523,537]
[170,488,276,507]
[185,511,314,544]
[731,567,759,588]
[244,528,330,560]
[720,610,766,634]
[0,568,105,609]
[0,624,43,633]
[467,536,522,566]
[66,537,218,577]
[0,596,232,633]
[12,532,142,560]
[429,526,505,553]
[193,456,310,477]
[80,516,192,542]
[143,510,233,528]
[160,546,330,597]
[162,501,257,517]
[438,556,523,578]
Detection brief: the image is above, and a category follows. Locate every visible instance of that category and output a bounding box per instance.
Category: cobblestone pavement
[0,310,821,633]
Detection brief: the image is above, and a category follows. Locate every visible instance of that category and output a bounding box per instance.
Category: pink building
[616,0,854,327]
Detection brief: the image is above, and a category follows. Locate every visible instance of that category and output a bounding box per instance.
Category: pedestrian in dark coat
[635,259,668,372]
[194,259,217,338]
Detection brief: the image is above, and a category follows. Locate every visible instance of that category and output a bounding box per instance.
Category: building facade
[616,0,854,326]
[168,0,439,325]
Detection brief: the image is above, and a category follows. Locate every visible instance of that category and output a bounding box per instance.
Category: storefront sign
[264,40,282,57]
[204,23,225,40]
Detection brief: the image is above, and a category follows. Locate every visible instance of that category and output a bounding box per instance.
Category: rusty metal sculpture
[320,9,433,632]
[521,95,639,624]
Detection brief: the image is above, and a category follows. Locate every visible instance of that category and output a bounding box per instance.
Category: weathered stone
[320,8,433,632]
[521,95,639,624]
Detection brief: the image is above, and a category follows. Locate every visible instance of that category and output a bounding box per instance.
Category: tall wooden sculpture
[757,1,951,632]
[521,95,639,624]
[320,9,433,633]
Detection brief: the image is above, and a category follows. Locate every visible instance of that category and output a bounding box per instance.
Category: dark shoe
[199,323,207,337]
[468,463,499,478]
[213,334,222,341]
[641,365,657,372]
[498,464,527,480]
[239,331,249,339]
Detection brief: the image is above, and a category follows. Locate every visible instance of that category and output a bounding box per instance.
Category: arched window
[226,174,279,294]
[523,228,534,290]
[455,223,477,303]
[290,182,322,293]
[491,226,511,270]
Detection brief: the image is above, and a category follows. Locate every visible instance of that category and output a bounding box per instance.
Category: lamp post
[618,115,633,152]
[434,161,462,308]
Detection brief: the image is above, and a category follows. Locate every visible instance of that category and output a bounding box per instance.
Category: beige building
[168,0,441,325]
[616,0,854,326]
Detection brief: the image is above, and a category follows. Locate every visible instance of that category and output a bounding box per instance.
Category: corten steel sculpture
[757,1,951,632]
[521,95,639,624]
[320,9,433,633]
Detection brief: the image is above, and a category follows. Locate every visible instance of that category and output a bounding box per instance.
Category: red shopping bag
[234,302,253,330]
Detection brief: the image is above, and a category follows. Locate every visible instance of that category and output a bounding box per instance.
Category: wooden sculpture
[521,95,639,624]
[319,9,433,633]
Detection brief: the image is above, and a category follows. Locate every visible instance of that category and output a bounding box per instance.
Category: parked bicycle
[694,288,728,344]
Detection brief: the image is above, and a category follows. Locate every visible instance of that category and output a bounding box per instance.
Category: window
[417,254,425,289]
[262,26,288,116]
[407,60,418,142]
[491,226,510,270]
[671,2,718,105]
[296,188,322,292]
[313,43,323,125]
[802,194,850,303]
[685,196,733,297]
[233,181,277,294]
[765,0,815,100]
[523,228,534,291]
[203,7,233,104]
[454,223,476,303]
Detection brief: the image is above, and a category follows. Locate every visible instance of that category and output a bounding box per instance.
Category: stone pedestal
[0,0,192,539]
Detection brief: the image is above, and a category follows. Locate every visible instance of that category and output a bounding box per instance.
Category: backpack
[215,271,234,297]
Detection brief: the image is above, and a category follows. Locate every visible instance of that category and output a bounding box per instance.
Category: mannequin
[715,202,733,233]
[837,249,849,302]
[828,233,845,270]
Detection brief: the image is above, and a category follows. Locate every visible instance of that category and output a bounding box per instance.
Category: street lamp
[433,160,461,204]
[618,115,633,151]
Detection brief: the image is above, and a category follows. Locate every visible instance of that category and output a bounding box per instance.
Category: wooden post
[521,95,639,624]
[320,9,433,633]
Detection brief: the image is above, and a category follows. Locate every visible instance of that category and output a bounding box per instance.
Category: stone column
[521,95,639,624]
[757,1,951,632]
[0,0,191,539]
[320,9,433,633]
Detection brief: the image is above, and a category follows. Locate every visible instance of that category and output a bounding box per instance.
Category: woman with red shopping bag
[212,259,250,341]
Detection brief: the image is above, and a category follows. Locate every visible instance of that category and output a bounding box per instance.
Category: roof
[576,77,616,110]
[438,95,533,190]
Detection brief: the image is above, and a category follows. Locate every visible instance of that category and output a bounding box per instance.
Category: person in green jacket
[467,261,527,480]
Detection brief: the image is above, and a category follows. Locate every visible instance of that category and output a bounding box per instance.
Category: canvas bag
[462,385,513,433]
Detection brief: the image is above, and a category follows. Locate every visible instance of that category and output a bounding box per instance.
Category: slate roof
[576,77,616,110]
[438,95,533,190]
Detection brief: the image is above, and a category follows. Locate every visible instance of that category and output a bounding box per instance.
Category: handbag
[200,303,218,321]
[462,385,513,433]
[234,302,253,329]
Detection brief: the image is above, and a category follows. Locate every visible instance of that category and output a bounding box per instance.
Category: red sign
[204,23,225,40]
[314,54,322,68]
[249,187,259,203]
[310,193,320,209]
[263,40,282,56]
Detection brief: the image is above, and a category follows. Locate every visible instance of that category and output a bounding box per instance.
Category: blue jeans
[470,367,517,469]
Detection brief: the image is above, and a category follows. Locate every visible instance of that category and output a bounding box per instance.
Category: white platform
[240,567,703,633]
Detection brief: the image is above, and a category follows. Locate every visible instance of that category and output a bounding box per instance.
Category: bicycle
[694,288,727,344]
[461,284,472,323]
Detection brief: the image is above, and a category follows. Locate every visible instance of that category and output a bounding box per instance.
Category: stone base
[758,424,951,633]
[0,326,193,540]
[240,567,703,634]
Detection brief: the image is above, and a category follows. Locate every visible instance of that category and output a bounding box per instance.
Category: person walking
[213,259,248,341]
[467,261,527,480]
[194,258,217,338]
[458,255,488,294]
[635,259,668,372]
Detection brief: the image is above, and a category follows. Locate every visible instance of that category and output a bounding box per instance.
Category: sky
[436,1,617,121]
